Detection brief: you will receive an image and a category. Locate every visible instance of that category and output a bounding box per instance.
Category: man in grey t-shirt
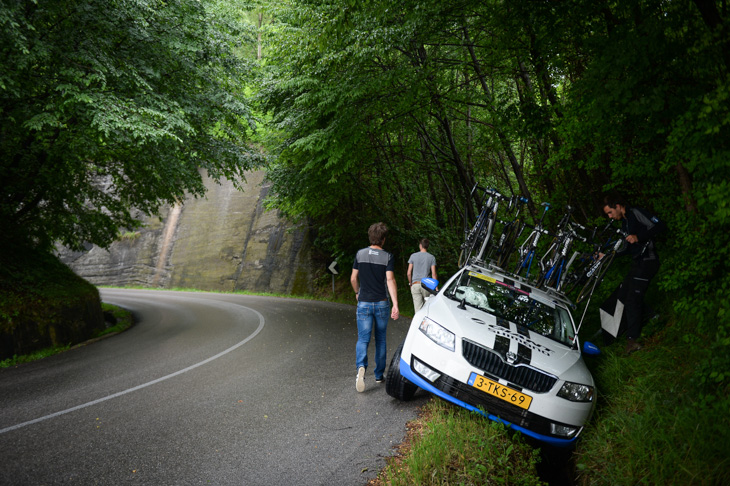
[407,238,437,312]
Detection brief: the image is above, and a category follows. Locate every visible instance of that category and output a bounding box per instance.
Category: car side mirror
[582,341,601,356]
[421,277,439,295]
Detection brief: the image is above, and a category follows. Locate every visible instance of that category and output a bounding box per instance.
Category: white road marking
[0,300,265,435]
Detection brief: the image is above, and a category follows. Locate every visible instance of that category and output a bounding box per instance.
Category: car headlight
[418,317,455,351]
[557,381,594,402]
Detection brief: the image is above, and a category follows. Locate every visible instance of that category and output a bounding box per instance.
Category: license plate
[468,373,533,410]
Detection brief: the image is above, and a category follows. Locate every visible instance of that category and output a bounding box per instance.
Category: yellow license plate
[468,373,533,410]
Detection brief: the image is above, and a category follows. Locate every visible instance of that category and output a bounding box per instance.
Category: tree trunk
[462,24,534,212]
[258,13,263,60]
[676,160,697,213]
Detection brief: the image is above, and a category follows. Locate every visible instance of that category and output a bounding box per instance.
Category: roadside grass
[0,343,73,368]
[574,320,730,486]
[98,302,135,337]
[371,398,546,486]
[0,302,134,368]
[110,284,419,318]
[111,285,358,306]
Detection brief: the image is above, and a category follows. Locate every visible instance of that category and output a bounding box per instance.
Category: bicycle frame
[513,202,551,280]
[538,208,587,291]
[492,196,529,268]
[474,189,508,262]
[573,226,627,303]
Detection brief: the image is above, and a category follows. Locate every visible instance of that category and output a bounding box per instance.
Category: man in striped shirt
[350,222,400,392]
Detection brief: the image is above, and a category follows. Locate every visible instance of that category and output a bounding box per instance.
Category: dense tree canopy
[0,0,262,251]
[259,0,729,300]
[259,0,729,255]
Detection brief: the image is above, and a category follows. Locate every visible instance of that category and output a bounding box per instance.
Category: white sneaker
[356,366,365,392]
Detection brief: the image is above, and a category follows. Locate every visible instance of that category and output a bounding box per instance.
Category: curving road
[0,289,427,485]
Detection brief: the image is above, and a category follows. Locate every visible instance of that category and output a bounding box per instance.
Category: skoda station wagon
[386,262,596,447]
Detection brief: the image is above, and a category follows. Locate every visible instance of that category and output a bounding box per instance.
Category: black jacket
[618,207,667,260]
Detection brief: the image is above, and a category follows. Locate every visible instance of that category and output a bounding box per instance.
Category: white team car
[386,261,598,447]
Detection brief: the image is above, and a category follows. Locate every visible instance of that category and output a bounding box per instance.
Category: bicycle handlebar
[523,223,551,235]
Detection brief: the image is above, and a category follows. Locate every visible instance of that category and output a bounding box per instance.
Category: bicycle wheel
[460,213,488,267]
[574,274,596,304]
[459,232,480,267]
[495,221,520,269]
[535,239,560,289]
[458,247,469,268]
[562,254,591,295]
[458,248,464,268]
[592,251,616,285]
[474,211,497,261]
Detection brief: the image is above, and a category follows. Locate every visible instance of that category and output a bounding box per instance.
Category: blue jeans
[356,300,390,380]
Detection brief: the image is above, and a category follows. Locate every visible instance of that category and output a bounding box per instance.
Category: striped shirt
[353,247,394,302]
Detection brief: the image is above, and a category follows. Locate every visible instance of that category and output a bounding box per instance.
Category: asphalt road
[0,289,428,485]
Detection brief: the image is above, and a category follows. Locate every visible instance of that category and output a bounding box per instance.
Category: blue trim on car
[400,358,577,447]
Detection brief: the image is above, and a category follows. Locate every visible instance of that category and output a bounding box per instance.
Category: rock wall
[59,170,315,295]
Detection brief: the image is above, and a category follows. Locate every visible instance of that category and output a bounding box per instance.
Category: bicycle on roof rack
[458,185,510,268]
[455,187,626,309]
[562,222,627,303]
[534,205,588,292]
[490,195,530,270]
[512,202,552,282]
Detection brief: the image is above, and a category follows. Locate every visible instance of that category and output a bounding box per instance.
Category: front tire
[385,342,418,401]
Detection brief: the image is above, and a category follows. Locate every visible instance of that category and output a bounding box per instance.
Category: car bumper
[399,355,588,447]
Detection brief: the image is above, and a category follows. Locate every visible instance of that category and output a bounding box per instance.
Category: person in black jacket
[600,195,667,353]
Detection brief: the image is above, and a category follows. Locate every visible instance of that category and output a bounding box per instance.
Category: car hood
[423,294,589,381]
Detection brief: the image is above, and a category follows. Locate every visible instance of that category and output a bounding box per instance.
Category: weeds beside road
[0,302,134,368]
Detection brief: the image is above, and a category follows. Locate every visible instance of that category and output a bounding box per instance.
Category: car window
[446,270,575,346]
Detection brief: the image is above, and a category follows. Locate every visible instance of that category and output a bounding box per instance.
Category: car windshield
[445,270,575,346]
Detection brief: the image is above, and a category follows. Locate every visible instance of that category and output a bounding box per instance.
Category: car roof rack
[467,257,575,307]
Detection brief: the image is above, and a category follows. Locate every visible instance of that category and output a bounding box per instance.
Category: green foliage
[259,0,537,268]
[0,239,104,359]
[0,0,264,252]
[2,0,728,481]
[575,331,730,485]
[0,345,72,368]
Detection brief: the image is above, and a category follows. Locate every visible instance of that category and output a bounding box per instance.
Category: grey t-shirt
[408,251,436,283]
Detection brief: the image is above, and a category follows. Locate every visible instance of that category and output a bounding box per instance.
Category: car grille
[462,339,557,393]
[433,374,563,437]
[409,356,581,440]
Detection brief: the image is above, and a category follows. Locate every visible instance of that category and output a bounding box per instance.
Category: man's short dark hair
[420,238,430,250]
[368,222,388,246]
[603,193,629,209]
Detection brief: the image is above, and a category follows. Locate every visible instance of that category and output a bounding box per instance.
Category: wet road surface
[0,289,427,485]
